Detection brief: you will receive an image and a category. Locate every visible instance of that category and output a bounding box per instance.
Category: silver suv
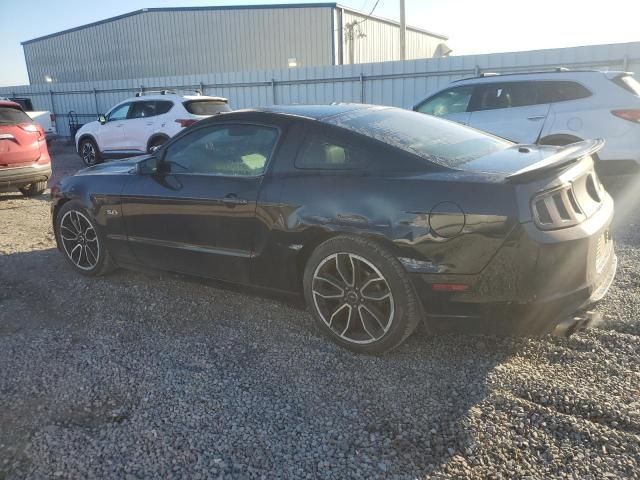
[414,70,640,175]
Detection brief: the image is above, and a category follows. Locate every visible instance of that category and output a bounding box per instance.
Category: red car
[0,100,52,197]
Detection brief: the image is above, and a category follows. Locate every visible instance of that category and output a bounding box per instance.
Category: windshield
[324,106,511,168]
[183,100,231,116]
[0,106,32,125]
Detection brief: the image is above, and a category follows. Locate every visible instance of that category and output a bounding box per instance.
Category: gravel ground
[1,144,639,479]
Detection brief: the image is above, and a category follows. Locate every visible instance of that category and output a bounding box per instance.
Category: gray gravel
[1,144,639,479]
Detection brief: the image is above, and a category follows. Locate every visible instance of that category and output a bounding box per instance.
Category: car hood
[75,156,145,176]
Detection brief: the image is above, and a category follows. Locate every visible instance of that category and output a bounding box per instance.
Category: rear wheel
[79,138,101,166]
[19,181,47,197]
[303,235,422,354]
[55,200,114,276]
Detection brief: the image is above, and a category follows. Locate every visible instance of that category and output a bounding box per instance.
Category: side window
[295,133,369,170]
[471,82,537,111]
[163,124,279,176]
[537,81,592,103]
[415,86,474,116]
[155,101,174,115]
[107,103,131,122]
[128,101,156,119]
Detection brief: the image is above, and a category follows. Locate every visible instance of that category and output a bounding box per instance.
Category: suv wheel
[19,181,47,197]
[55,201,114,276]
[303,235,422,354]
[80,138,101,166]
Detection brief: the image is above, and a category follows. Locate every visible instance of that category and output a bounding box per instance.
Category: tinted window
[0,106,32,125]
[537,81,592,103]
[324,106,510,169]
[155,100,174,115]
[163,124,278,176]
[107,103,130,122]
[471,82,538,111]
[612,75,640,96]
[183,100,231,116]
[296,133,369,170]
[416,86,473,116]
[129,101,156,119]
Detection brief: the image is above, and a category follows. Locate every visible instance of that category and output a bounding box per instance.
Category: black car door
[120,122,280,284]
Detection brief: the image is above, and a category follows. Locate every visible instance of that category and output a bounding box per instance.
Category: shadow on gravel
[1,247,517,478]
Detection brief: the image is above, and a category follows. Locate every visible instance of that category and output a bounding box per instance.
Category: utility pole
[399,0,406,61]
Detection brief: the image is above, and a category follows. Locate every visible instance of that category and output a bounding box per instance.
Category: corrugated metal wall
[22,6,334,84]
[3,42,639,137]
[340,9,445,64]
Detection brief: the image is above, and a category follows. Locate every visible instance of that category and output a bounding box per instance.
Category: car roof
[451,69,625,85]
[124,94,228,102]
[0,100,23,110]
[231,103,376,121]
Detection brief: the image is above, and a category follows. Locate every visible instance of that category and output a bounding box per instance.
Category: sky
[0,0,638,86]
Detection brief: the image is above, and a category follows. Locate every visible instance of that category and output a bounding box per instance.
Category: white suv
[75,91,230,166]
[414,70,640,175]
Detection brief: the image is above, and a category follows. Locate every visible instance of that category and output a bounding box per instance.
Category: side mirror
[136,156,160,175]
[98,114,106,125]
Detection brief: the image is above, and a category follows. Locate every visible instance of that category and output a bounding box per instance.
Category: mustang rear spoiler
[505,139,605,183]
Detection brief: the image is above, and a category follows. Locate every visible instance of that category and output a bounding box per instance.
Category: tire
[54,200,115,276]
[79,138,101,166]
[19,181,47,197]
[147,136,168,153]
[303,235,422,354]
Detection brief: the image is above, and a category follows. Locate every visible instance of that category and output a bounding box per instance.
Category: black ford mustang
[51,104,617,353]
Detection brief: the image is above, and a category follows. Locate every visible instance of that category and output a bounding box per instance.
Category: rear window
[612,75,640,96]
[0,106,32,125]
[324,106,511,169]
[536,81,592,103]
[183,100,231,116]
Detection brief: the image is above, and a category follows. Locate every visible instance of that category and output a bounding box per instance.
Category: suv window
[536,81,592,103]
[0,106,32,125]
[295,133,369,170]
[163,124,278,176]
[415,86,474,116]
[612,75,640,96]
[183,100,231,116]
[470,82,538,111]
[107,103,130,122]
[155,100,174,115]
[129,101,156,119]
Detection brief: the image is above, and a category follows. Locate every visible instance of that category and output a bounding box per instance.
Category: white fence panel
[1,41,639,137]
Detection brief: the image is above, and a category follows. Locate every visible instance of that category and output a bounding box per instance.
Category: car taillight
[175,119,197,128]
[611,109,640,123]
[19,123,45,140]
[531,184,586,230]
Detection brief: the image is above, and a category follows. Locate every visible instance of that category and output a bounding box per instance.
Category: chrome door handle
[145,122,153,126]
[527,115,545,121]
[222,194,248,207]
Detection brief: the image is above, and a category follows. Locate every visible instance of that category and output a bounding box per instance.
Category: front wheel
[55,201,114,276]
[79,138,101,166]
[303,235,422,354]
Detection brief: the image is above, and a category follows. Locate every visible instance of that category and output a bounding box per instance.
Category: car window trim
[160,121,282,178]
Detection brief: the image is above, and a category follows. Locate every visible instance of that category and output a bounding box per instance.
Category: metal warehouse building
[21,2,449,84]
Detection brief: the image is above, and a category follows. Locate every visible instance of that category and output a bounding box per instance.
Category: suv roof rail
[135,89,175,97]
[451,67,601,83]
[555,66,570,72]
[480,72,500,77]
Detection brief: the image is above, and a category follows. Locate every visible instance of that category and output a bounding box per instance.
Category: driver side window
[416,86,474,116]
[163,124,279,176]
[107,103,131,122]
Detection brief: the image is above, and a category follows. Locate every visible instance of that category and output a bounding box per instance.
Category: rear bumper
[412,194,616,336]
[0,163,52,189]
